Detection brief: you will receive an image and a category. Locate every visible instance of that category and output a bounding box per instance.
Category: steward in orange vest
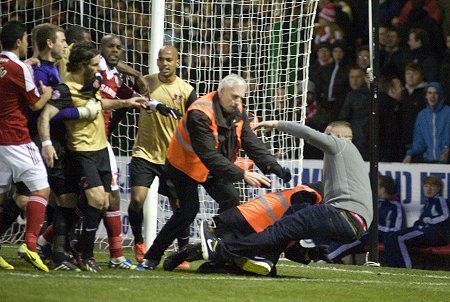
[166,91,245,182]
[167,90,290,183]
[145,74,291,269]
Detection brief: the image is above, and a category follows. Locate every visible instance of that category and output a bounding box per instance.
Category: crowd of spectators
[1,0,449,163]
[306,0,450,163]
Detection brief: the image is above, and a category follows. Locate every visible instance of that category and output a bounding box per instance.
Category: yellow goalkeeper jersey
[132,74,195,164]
[60,75,107,152]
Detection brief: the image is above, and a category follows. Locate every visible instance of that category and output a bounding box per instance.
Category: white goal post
[0,0,320,249]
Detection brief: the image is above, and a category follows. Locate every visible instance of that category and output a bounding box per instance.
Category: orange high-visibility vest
[167,91,244,182]
[237,185,322,233]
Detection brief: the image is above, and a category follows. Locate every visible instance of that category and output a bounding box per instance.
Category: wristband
[41,140,52,147]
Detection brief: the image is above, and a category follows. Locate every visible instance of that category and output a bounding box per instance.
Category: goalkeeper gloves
[81,75,102,96]
[78,99,102,121]
[156,104,182,119]
[144,99,182,120]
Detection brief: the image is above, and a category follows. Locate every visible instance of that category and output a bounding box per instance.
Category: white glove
[78,99,102,120]
[144,98,161,110]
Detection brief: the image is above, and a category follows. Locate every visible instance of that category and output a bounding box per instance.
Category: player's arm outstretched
[115,82,182,119]
[143,98,182,119]
[100,96,146,110]
[52,99,102,121]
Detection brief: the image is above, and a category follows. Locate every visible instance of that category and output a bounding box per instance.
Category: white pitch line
[278,263,450,280]
[2,271,449,287]
[1,245,448,281]
[1,271,275,282]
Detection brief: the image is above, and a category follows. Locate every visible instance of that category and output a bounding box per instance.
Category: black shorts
[14,181,29,196]
[129,157,177,199]
[67,148,112,192]
[46,141,66,195]
[15,140,78,196]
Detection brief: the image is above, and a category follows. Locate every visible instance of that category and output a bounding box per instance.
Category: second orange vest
[237,185,322,233]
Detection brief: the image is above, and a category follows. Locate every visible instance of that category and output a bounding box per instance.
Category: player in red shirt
[0,21,53,272]
[97,34,142,270]
[97,35,181,269]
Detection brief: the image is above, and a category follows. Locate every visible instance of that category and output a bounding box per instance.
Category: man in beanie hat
[403,82,450,163]
[384,175,450,268]
[315,2,343,46]
[319,3,336,23]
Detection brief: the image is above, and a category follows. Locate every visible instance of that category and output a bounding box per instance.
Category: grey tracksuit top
[278,121,373,226]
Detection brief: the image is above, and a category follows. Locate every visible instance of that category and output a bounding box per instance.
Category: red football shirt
[0,51,40,145]
[98,56,121,137]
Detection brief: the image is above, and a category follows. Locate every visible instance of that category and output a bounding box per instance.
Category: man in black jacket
[338,66,370,160]
[138,74,291,270]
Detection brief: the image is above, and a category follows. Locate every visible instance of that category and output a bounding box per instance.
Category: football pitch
[1,244,449,302]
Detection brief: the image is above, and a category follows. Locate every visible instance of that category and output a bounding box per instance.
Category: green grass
[1,244,450,302]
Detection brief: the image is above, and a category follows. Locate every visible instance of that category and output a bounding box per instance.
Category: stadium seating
[361,243,450,270]
[376,243,450,256]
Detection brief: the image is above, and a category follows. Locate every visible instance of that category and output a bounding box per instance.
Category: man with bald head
[128,45,197,266]
[199,121,373,276]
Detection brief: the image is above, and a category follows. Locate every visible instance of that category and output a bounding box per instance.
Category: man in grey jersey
[200,121,373,275]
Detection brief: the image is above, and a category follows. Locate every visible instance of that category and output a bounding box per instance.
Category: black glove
[270,165,292,183]
[155,103,182,120]
[284,242,330,265]
[81,75,103,98]
[305,245,330,263]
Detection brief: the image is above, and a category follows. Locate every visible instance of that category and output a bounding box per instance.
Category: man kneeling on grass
[163,182,328,276]
[199,121,373,276]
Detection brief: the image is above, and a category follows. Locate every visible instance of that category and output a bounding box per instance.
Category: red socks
[104,208,123,258]
[42,224,54,243]
[25,194,48,252]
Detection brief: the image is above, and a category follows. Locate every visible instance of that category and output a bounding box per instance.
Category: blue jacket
[414,194,450,238]
[378,199,406,233]
[407,82,450,162]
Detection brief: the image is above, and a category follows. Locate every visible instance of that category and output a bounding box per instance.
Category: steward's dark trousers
[146,162,240,260]
[214,204,365,261]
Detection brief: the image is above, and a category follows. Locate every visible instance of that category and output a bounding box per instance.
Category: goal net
[0,0,319,249]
